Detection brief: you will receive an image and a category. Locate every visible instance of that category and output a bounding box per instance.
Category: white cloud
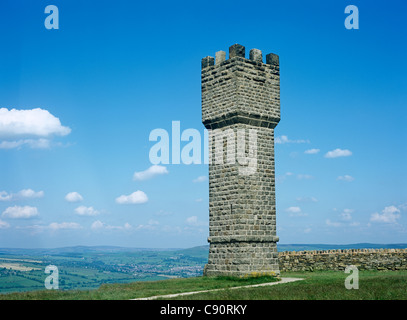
[147,219,159,226]
[2,206,39,219]
[24,138,51,149]
[278,172,314,182]
[0,108,71,138]
[92,220,133,231]
[0,140,24,149]
[48,222,82,231]
[0,189,44,201]
[297,174,314,180]
[0,139,51,149]
[304,148,320,154]
[296,196,318,203]
[276,172,293,184]
[161,225,183,234]
[0,108,71,150]
[15,224,45,234]
[185,216,207,227]
[193,176,207,183]
[65,192,84,203]
[275,135,310,144]
[0,219,10,229]
[18,189,44,199]
[370,205,401,224]
[324,148,352,158]
[326,209,355,226]
[340,209,354,221]
[326,219,342,227]
[0,191,12,201]
[135,225,154,231]
[116,191,148,204]
[186,216,198,224]
[133,165,168,181]
[337,175,355,182]
[285,206,307,217]
[304,228,312,233]
[74,206,99,216]
[285,206,301,213]
[18,222,83,233]
[135,219,159,231]
[91,220,104,230]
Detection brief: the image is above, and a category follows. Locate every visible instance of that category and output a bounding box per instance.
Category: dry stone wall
[278,249,407,272]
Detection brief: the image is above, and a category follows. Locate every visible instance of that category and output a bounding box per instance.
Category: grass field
[167,270,407,300]
[0,274,278,300]
[1,270,406,300]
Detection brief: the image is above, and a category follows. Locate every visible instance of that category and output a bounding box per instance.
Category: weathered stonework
[279,249,407,272]
[202,44,280,277]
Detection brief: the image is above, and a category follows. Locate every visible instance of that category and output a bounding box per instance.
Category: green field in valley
[0,246,208,294]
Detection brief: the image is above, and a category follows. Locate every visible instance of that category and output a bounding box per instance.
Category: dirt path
[132,277,303,300]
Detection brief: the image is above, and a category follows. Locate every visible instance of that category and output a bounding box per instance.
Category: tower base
[203,241,280,277]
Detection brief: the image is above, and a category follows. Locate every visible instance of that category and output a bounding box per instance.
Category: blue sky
[0,0,406,248]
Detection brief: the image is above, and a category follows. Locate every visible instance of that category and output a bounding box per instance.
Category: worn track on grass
[132,277,303,300]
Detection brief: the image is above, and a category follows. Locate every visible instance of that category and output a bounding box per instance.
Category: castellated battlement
[201,44,279,69]
[278,248,407,272]
[201,44,280,131]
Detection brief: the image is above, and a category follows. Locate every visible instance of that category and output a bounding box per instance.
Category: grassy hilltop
[1,244,406,299]
[1,270,407,300]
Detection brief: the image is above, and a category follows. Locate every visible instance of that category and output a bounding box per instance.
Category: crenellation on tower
[201,44,280,131]
[249,48,263,62]
[266,52,279,67]
[201,56,214,69]
[201,45,279,70]
[202,44,281,277]
[215,51,226,65]
[229,43,245,58]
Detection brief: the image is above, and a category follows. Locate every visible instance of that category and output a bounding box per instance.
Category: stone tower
[201,44,280,277]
